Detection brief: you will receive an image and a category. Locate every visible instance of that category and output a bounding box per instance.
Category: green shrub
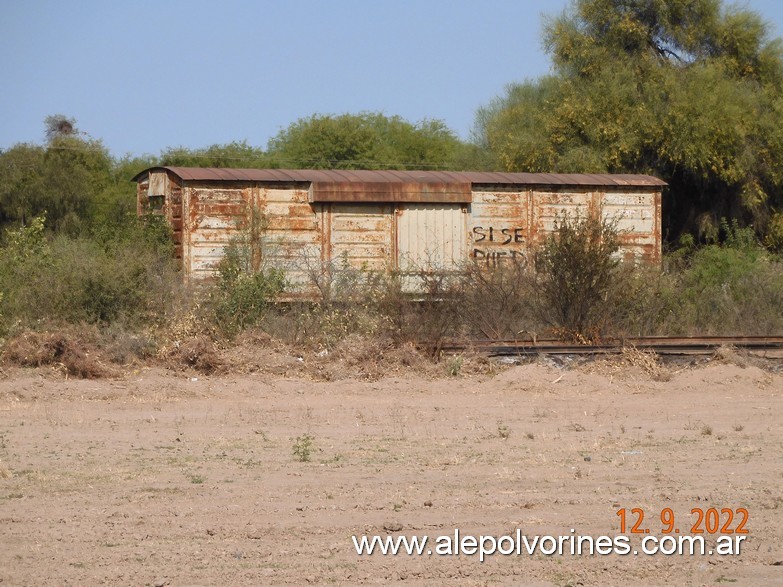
[764,211,783,253]
[0,213,179,333]
[662,235,783,335]
[212,268,285,336]
[210,220,286,336]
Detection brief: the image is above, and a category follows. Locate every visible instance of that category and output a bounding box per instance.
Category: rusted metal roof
[132,166,667,188]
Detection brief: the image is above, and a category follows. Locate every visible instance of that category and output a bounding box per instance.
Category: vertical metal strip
[391,204,399,271]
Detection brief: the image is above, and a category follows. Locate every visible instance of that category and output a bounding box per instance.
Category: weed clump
[166,335,223,375]
[293,434,315,462]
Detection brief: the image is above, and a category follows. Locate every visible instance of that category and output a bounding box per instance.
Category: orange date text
[616,507,749,535]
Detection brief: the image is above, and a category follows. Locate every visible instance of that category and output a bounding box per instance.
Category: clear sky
[2,0,783,158]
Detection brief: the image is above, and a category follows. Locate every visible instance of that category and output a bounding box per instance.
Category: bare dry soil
[0,358,782,585]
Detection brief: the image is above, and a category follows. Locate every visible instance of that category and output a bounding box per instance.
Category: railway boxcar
[133,167,664,295]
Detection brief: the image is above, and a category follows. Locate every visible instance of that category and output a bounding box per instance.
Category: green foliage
[267,112,480,170]
[160,141,271,168]
[476,0,783,245]
[0,118,128,234]
[40,135,113,234]
[210,209,285,336]
[445,354,463,377]
[212,268,285,336]
[0,143,47,226]
[662,233,783,335]
[2,213,50,262]
[764,211,783,252]
[292,434,314,462]
[0,213,178,333]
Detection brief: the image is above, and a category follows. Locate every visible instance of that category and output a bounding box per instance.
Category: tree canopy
[159,141,270,169]
[475,0,783,245]
[266,112,486,170]
[0,116,148,233]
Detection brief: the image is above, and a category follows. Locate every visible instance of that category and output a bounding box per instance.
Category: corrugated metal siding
[329,204,393,272]
[257,186,321,291]
[185,186,251,279]
[397,204,467,271]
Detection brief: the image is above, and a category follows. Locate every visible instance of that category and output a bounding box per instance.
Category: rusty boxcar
[133,167,664,294]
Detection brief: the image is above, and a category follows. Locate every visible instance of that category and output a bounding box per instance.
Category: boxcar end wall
[133,167,664,295]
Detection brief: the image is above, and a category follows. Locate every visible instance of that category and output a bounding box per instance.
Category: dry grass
[162,335,223,375]
[2,329,114,379]
[585,346,670,380]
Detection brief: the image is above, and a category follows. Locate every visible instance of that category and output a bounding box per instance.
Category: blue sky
[2,0,783,158]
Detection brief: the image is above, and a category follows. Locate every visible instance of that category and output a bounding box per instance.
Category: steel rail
[439,336,783,357]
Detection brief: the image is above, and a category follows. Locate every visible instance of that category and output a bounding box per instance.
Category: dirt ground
[1,354,782,586]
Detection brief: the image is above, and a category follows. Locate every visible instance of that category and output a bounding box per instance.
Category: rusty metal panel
[258,186,321,293]
[532,191,593,237]
[397,204,467,272]
[133,166,667,190]
[182,182,324,290]
[187,186,250,279]
[601,191,662,263]
[329,204,393,272]
[148,172,167,196]
[157,167,663,285]
[470,187,663,267]
[309,181,471,203]
[136,179,148,216]
[469,190,531,267]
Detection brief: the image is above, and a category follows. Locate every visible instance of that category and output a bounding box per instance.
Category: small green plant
[293,434,314,462]
[701,424,713,436]
[497,422,511,440]
[189,474,205,484]
[445,354,463,377]
[211,206,285,336]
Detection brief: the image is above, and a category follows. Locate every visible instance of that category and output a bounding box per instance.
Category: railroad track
[441,336,783,357]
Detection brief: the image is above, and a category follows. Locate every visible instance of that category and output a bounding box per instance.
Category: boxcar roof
[133,166,666,188]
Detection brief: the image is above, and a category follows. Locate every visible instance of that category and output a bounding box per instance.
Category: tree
[0,116,114,232]
[475,0,783,244]
[160,140,271,168]
[0,143,46,226]
[266,112,482,170]
[43,132,113,233]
